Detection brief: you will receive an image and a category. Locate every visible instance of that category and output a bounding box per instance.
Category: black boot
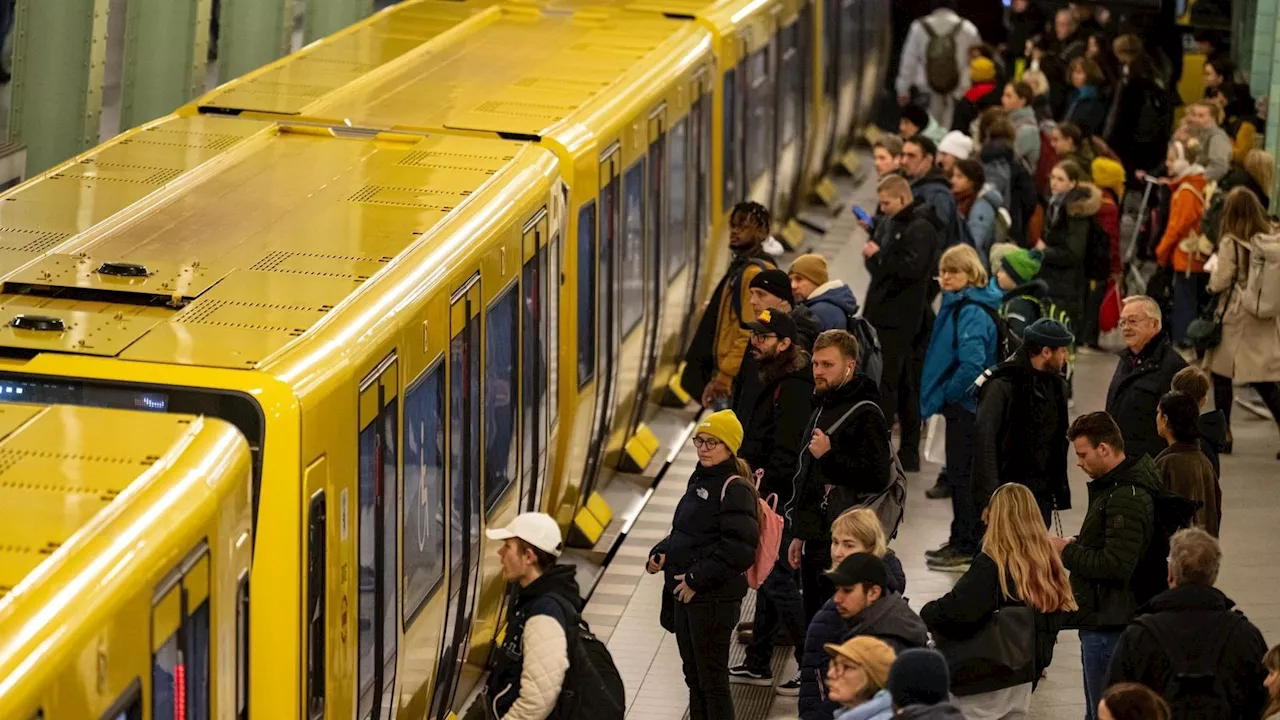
[925,470,951,499]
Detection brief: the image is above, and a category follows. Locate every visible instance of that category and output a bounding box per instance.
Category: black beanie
[901,104,930,132]
[749,269,794,305]
[887,648,951,708]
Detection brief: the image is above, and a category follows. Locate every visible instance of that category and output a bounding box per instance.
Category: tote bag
[933,590,1037,696]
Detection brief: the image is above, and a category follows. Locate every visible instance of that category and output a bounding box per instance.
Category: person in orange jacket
[1154,139,1210,348]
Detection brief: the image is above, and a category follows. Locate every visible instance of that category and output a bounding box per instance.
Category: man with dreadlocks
[680,202,777,408]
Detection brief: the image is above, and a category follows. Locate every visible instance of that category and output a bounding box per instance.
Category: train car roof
[0,403,246,602]
[0,115,551,369]
[194,5,711,143]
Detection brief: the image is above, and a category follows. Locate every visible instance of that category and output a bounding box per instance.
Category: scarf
[1048,190,1069,225]
[954,185,976,219]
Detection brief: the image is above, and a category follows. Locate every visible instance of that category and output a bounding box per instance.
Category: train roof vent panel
[2,254,230,307]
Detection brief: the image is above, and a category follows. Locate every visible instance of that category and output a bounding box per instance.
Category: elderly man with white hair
[1106,295,1187,461]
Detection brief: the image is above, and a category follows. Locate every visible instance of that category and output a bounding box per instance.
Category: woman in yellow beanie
[647,408,762,720]
[825,635,897,719]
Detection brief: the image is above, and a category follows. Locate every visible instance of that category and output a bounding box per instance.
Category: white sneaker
[776,672,801,696]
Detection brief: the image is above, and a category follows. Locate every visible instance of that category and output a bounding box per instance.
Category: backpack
[922,19,963,94]
[1174,184,1213,261]
[543,595,626,720]
[1132,613,1236,719]
[845,312,884,386]
[953,298,1017,362]
[993,207,1013,246]
[1084,217,1113,282]
[1116,481,1201,606]
[812,401,909,539]
[1241,231,1280,319]
[721,471,783,590]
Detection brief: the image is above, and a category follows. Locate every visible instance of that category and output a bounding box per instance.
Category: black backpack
[1085,217,1112,282]
[545,594,626,720]
[923,20,962,94]
[1118,482,1202,606]
[1133,613,1236,719]
[952,299,1018,362]
[845,312,884,387]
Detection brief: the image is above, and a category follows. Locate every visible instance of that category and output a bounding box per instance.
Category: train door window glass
[485,286,518,511]
[779,23,799,146]
[619,159,645,337]
[697,89,710,239]
[547,231,560,429]
[647,130,664,296]
[521,253,543,509]
[151,551,212,720]
[721,66,738,211]
[745,46,774,184]
[576,201,597,388]
[403,364,445,624]
[236,574,250,720]
[103,680,143,720]
[666,118,688,281]
[306,493,326,718]
[357,361,399,720]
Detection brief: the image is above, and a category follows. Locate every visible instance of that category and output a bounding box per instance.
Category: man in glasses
[1106,295,1187,462]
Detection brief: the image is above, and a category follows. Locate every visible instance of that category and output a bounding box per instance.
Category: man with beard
[728,309,815,695]
[972,318,1074,527]
[731,269,820,425]
[677,201,776,408]
[786,330,893,625]
[902,136,968,250]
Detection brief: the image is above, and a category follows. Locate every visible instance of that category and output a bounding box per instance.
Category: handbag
[1186,245,1237,352]
[932,582,1038,696]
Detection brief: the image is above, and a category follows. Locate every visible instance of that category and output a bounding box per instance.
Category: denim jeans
[1170,272,1209,343]
[1080,628,1123,720]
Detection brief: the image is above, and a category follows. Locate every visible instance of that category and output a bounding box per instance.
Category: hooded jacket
[920,282,1004,417]
[972,354,1071,511]
[999,278,1049,340]
[980,141,1036,244]
[864,198,938,332]
[1107,584,1269,720]
[1061,455,1158,629]
[1008,106,1042,173]
[803,281,861,332]
[1106,332,1188,462]
[1155,441,1221,536]
[1041,183,1101,319]
[737,349,815,503]
[912,169,968,251]
[1155,171,1209,273]
[800,572,928,720]
[650,458,760,602]
[786,374,892,542]
[967,183,1006,264]
[487,564,584,720]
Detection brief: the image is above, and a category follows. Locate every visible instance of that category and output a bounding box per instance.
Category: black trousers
[1211,373,1280,428]
[943,404,982,554]
[673,599,740,720]
[799,540,834,628]
[876,324,922,458]
[745,536,805,671]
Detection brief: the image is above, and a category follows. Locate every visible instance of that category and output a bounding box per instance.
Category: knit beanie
[1091,157,1126,201]
[887,648,951,708]
[788,254,829,287]
[825,636,896,691]
[900,104,930,132]
[938,131,973,161]
[1023,318,1075,348]
[749,268,795,305]
[695,409,744,455]
[970,56,996,84]
[1000,248,1043,284]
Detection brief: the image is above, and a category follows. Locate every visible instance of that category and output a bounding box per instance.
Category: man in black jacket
[973,318,1073,525]
[730,309,814,693]
[1108,528,1269,719]
[786,329,893,625]
[827,554,928,651]
[901,136,968,250]
[1107,295,1187,462]
[732,269,821,422]
[1057,412,1157,720]
[864,175,937,472]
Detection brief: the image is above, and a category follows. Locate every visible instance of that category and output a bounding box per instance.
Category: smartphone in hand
[852,205,872,224]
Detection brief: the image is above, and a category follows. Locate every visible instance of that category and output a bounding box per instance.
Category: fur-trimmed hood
[1066,183,1102,218]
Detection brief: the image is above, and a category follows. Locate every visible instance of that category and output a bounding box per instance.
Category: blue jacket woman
[919,275,1002,417]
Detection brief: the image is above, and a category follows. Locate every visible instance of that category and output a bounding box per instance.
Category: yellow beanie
[970,56,996,84]
[788,253,829,287]
[1091,157,1126,200]
[696,410,744,455]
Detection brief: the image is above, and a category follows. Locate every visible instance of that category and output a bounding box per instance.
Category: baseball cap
[485,512,564,557]
[825,553,889,588]
[744,309,797,342]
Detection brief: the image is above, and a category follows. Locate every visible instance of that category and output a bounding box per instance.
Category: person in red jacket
[1154,139,1210,348]
[952,56,999,133]
[1079,156,1125,350]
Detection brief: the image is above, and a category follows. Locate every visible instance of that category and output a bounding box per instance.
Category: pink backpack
[722,470,783,589]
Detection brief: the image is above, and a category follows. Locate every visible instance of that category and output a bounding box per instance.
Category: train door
[626,108,666,436]
[356,355,400,720]
[771,11,806,221]
[580,150,621,496]
[744,31,776,204]
[428,277,484,719]
[521,210,551,512]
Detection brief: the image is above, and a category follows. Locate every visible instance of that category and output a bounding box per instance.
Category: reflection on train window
[779,22,800,146]
[547,232,560,427]
[647,132,664,303]
[620,160,646,337]
[577,201,597,387]
[152,552,211,720]
[522,251,547,509]
[697,90,711,240]
[745,46,773,184]
[357,366,399,719]
[306,494,325,718]
[104,683,143,720]
[485,287,519,511]
[722,66,738,210]
[666,118,688,281]
[403,364,445,624]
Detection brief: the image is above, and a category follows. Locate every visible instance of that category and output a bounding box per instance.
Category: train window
[306,493,326,718]
[779,22,800,147]
[647,129,664,301]
[102,679,143,720]
[152,551,212,720]
[744,46,774,184]
[485,286,519,511]
[521,250,545,509]
[697,88,711,242]
[666,118,688,281]
[619,159,645,337]
[357,360,399,719]
[721,66,738,211]
[236,573,250,720]
[547,229,560,428]
[403,364,445,624]
[576,201,597,388]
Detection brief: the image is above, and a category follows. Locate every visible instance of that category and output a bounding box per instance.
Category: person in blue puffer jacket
[799,509,919,720]
[919,245,1002,573]
[788,253,860,332]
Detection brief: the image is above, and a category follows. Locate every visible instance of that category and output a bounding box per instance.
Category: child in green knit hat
[994,248,1055,340]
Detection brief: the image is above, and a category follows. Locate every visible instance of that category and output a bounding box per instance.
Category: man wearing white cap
[480,512,583,720]
[936,130,973,174]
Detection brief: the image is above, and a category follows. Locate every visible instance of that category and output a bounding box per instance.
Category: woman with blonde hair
[920,245,1004,571]
[1203,187,1280,459]
[1262,644,1280,718]
[922,483,1077,717]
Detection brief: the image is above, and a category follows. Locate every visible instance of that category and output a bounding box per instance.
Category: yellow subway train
[0,0,888,717]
